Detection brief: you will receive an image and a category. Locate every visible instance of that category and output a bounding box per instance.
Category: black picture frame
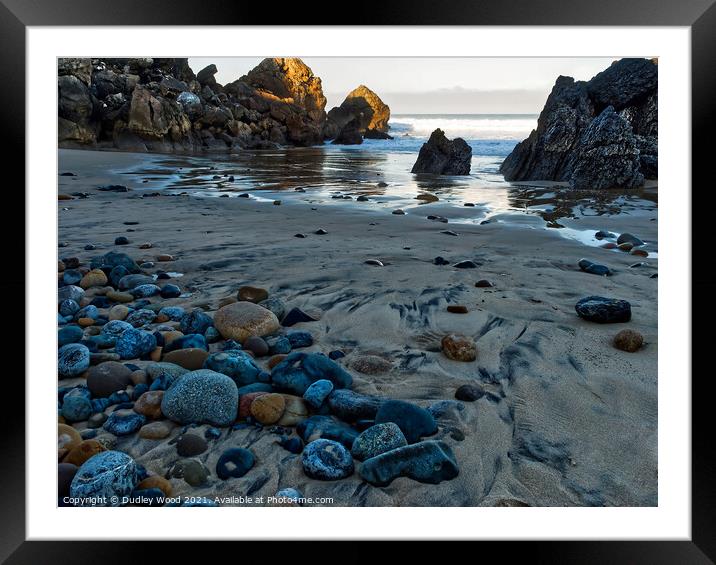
[3,0,711,562]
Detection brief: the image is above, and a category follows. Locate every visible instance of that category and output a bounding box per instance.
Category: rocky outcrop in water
[58,57,328,152]
[500,58,657,188]
[325,85,391,143]
[411,129,472,175]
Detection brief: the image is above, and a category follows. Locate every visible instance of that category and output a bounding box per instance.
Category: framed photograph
[4,0,711,561]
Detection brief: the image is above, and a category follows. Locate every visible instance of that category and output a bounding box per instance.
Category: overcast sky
[188,57,617,114]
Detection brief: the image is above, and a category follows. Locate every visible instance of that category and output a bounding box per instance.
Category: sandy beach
[58,148,658,506]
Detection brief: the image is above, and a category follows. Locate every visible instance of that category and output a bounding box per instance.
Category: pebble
[106,290,134,303]
[447,305,468,314]
[278,436,304,454]
[114,236,130,245]
[216,448,255,479]
[359,440,459,487]
[350,355,392,375]
[64,439,106,466]
[162,348,209,370]
[351,422,407,461]
[301,439,354,480]
[133,390,165,419]
[118,274,154,290]
[103,411,146,436]
[433,256,450,265]
[58,423,82,452]
[169,459,209,486]
[156,254,174,262]
[326,389,382,422]
[441,230,459,236]
[297,415,359,449]
[258,297,287,320]
[59,298,81,318]
[138,421,172,439]
[272,352,353,395]
[578,258,612,276]
[115,328,157,359]
[294,233,307,238]
[453,260,477,268]
[101,319,133,338]
[179,309,213,335]
[277,395,309,426]
[203,350,264,386]
[160,284,181,298]
[176,433,208,457]
[455,384,485,401]
[630,248,649,257]
[613,329,644,352]
[364,259,384,267]
[243,336,269,357]
[575,296,632,323]
[87,361,132,397]
[617,242,634,252]
[136,475,172,497]
[108,305,129,321]
[69,451,138,505]
[238,286,269,303]
[125,309,157,327]
[58,343,90,378]
[58,285,85,304]
[58,325,84,347]
[281,307,318,327]
[303,379,334,409]
[392,209,405,215]
[160,369,238,426]
[315,229,327,235]
[80,269,108,289]
[375,399,438,443]
[250,393,286,425]
[441,334,477,362]
[213,302,280,342]
[617,233,645,246]
[475,279,494,288]
[601,242,618,249]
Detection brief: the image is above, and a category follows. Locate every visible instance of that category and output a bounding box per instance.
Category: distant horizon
[188,57,617,114]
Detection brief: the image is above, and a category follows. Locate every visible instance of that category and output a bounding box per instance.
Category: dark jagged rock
[332,117,363,145]
[500,58,657,187]
[568,107,644,190]
[575,296,632,323]
[325,85,390,140]
[411,129,472,175]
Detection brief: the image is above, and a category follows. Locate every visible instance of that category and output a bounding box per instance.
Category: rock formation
[58,57,328,152]
[325,85,391,143]
[500,58,657,188]
[411,129,472,175]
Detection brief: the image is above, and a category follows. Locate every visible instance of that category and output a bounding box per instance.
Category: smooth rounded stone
[159,306,185,321]
[103,411,146,436]
[118,274,154,291]
[58,462,78,498]
[59,299,81,318]
[303,379,334,409]
[203,350,264,386]
[281,307,318,327]
[238,392,269,419]
[138,421,172,439]
[617,242,634,252]
[630,248,649,257]
[328,350,345,360]
[351,422,408,461]
[131,284,161,298]
[243,336,269,357]
[617,232,645,247]
[133,390,165,419]
[297,415,359,449]
[58,344,90,378]
[433,256,450,266]
[374,400,438,444]
[267,335,292,355]
[392,209,405,215]
[59,286,85,305]
[58,325,84,347]
[87,361,132,397]
[575,296,632,323]
[350,355,392,375]
[455,384,485,401]
[64,439,106,467]
[238,286,269,303]
[578,258,612,276]
[69,450,138,505]
[272,352,353,396]
[326,389,382,422]
[359,440,459,487]
[356,195,369,202]
[445,304,469,314]
[137,475,173,497]
[250,393,286,425]
[114,236,130,245]
[75,304,99,321]
[106,290,134,303]
[163,333,207,353]
[216,448,255,480]
[176,433,208,457]
[294,233,307,238]
[287,331,313,348]
[214,302,279,342]
[63,269,83,286]
[364,259,384,267]
[258,297,287,321]
[169,459,210,487]
[302,439,354,480]
[475,279,494,288]
[108,305,129,321]
[101,319,133,338]
[163,348,209,370]
[441,334,477,362]
[272,487,304,506]
[595,230,616,239]
[601,242,618,249]
[613,329,644,352]
[80,269,108,289]
[87,412,108,429]
[278,436,304,454]
[115,328,157,359]
[277,395,309,426]
[125,309,157,328]
[156,254,174,262]
[161,369,238,426]
[179,309,213,335]
[453,260,477,269]
[428,400,466,420]
[58,423,82,452]
[159,284,181,299]
[146,361,188,384]
[268,354,287,369]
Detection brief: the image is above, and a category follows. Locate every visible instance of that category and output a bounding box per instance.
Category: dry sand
[58,149,658,507]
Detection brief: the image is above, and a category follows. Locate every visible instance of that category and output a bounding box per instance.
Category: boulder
[411,129,472,175]
[331,117,363,145]
[325,84,390,139]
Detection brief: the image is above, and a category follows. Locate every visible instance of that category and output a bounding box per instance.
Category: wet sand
[58,149,658,507]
